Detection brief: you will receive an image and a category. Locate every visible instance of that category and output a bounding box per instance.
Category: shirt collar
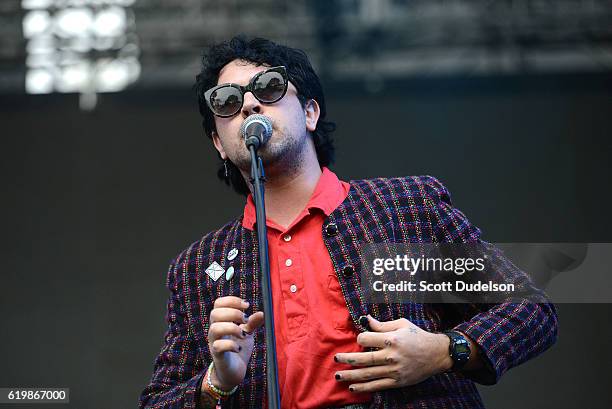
[242,167,348,230]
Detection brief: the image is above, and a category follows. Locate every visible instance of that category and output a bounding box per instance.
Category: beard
[230,123,307,178]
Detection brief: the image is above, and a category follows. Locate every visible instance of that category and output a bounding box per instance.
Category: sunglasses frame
[204,66,289,118]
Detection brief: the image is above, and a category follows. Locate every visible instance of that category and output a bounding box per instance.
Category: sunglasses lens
[210,86,243,116]
[253,70,287,102]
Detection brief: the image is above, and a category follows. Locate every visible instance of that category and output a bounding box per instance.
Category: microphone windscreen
[240,114,273,146]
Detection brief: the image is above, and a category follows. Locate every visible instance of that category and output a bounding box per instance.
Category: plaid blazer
[139,175,558,409]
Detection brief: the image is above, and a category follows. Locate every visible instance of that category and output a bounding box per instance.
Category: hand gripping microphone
[240,114,273,150]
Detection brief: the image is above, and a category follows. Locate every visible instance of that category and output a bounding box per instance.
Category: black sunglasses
[204,66,289,118]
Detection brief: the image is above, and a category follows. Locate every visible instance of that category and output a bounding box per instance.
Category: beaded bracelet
[205,362,238,399]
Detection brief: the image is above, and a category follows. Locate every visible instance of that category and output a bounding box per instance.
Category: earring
[224,160,229,179]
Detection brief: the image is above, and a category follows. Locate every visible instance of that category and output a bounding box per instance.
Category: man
[139,36,558,409]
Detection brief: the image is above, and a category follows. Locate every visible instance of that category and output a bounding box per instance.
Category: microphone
[240,114,273,150]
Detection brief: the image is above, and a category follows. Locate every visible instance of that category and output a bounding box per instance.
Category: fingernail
[242,301,250,308]
[335,373,341,380]
[334,355,339,362]
[238,345,242,352]
[241,329,247,337]
[243,313,248,322]
[349,386,355,392]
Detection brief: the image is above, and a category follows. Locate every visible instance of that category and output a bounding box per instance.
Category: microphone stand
[247,140,281,409]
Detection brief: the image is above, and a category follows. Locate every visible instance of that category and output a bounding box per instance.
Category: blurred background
[1,0,611,408]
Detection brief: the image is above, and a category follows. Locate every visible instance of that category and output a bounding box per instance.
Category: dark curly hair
[194,35,336,196]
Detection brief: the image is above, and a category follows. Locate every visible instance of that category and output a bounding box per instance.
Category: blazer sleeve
[422,176,559,385]
[139,256,206,409]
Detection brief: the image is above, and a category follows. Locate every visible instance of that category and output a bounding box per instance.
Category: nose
[241,91,262,117]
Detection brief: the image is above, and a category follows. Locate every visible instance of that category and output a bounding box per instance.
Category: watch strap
[443,330,471,370]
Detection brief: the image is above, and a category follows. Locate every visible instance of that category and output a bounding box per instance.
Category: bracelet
[205,362,238,399]
[198,377,221,408]
[201,366,226,404]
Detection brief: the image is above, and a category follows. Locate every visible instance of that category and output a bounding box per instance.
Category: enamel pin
[225,266,235,280]
[205,261,225,282]
[227,248,238,261]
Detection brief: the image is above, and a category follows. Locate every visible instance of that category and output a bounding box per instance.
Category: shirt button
[343,265,355,277]
[285,258,293,267]
[290,284,297,293]
[325,222,338,236]
[283,234,292,242]
[359,315,370,330]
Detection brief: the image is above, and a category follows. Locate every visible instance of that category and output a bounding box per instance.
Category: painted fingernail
[335,373,341,380]
[241,329,247,337]
[238,345,242,352]
[334,355,339,362]
[349,386,355,392]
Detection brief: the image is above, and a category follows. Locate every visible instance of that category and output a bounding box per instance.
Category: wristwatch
[442,331,471,370]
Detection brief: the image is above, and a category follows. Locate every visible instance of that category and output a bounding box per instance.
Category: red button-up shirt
[243,167,372,409]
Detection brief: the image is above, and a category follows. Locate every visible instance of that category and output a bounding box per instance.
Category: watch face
[444,331,471,368]
[455,341,470,356]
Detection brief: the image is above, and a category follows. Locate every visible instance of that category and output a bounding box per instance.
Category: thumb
[367,315,410,332]
[243,311,264,334]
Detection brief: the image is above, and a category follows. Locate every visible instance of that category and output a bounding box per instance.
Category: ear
[304,99,320,132]
[211,130,227,160]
